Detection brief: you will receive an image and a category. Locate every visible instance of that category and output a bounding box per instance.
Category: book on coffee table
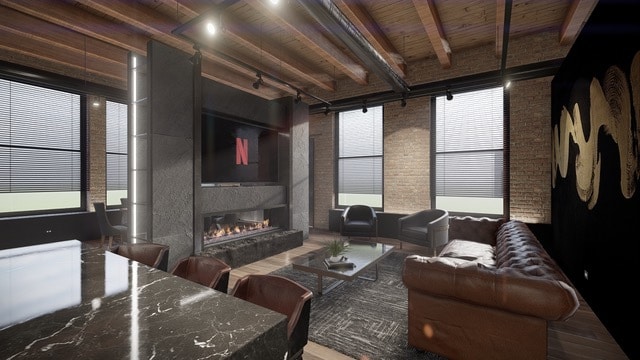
[324,258,355,270]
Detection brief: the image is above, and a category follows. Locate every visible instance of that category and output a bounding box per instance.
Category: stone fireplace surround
[200,184,303,268]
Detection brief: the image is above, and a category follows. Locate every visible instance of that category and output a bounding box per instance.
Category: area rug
[269,250,446,360]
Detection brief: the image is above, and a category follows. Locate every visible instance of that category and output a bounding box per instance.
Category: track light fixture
[324,106,330,116]
[295,91,302,103]
[362,100,368,113]
[401,93,407,107]
[446,88,453,101]
[252,72,263,89]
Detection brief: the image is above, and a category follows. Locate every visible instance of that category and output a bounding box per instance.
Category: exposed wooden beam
[161,0,336,92]
[0,0,148,54]
[333,0,406,78]
[0,6,127,83]
[560,0,598,46]
[221,19,336,92]
[74,0,295,97]
[495,0,506,59]
[411,0,451,69]
[247,0,369,86]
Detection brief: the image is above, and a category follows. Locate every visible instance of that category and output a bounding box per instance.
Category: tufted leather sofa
[402,218,579,360]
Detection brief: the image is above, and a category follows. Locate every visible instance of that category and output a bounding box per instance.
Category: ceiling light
[252,72,263,89]
[295,91,302,103]
[324,107,330,116]
[269,0,280,5]
[206,21,217,36]
[504,80,512,89]
[401,93,407,107]
[446,89,453,101]
[362,100,368,113]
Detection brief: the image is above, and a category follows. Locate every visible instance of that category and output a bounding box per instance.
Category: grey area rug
[269,250,446,360]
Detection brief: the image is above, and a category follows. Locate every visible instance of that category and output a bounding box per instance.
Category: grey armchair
[398,209,449,255]
[340,205,378,239]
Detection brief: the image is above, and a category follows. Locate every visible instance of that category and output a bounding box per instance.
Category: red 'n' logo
[236,137,248,165]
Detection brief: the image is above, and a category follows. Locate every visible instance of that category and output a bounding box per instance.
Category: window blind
[0,79,81,194]
[435,87,503,213]
[337,106,383,208]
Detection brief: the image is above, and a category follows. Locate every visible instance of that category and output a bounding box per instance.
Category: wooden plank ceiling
[0,0,598,102]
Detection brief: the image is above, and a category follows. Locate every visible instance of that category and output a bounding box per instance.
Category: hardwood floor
[91,230,628,359]
[228,230,630,360]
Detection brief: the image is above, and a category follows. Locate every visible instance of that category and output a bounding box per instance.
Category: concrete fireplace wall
[138,40,309,270]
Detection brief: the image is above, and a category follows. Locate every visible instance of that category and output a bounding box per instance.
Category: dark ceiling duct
[296,0,410,93]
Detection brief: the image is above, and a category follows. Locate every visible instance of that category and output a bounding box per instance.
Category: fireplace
[203,206,286,247]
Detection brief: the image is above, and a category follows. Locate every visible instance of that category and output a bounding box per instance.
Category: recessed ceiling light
[206,21,217,36]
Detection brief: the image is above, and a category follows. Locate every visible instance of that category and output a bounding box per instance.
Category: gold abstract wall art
[552,51,640,209]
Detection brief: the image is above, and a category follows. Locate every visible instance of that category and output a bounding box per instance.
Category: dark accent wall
[551,1,640,358]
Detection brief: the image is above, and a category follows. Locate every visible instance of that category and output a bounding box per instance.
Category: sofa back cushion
[448,216,505,245]
[495,221,569,283]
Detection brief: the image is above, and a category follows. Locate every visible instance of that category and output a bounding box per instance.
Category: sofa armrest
[402,255,579,321]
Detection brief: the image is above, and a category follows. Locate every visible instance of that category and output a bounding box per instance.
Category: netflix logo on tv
[202,113,279,183]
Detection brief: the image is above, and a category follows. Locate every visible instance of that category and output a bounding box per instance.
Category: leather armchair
[110,243,170,271]
[231,274,313,360]
[340,205,378,239]
[397,209,449,255]
[170,256,231,293]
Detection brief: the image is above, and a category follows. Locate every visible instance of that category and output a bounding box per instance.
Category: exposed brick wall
[509,77,553,223]
[309,31,565,229]
[87,95,106,211]
[309,112,335,229]
[383,98,430,213]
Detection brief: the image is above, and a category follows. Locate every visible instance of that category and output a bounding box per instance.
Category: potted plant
[326,239,348,262]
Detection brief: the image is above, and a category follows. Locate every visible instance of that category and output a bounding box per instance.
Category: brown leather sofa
[402,217,579,360]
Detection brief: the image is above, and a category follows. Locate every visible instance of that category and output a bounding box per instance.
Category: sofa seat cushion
[439,239,496,267]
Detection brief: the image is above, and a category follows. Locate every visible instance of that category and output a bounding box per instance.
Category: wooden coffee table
[291,240,394,295]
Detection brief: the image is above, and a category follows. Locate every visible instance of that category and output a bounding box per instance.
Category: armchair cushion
[398,209,449,254]
[340,205,378,238]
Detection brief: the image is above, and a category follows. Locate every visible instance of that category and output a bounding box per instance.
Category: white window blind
[435,87,504,215]
[338,106,383,208]
[106,100,128,206]
[0,79,81,214]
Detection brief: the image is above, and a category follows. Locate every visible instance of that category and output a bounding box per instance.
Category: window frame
[334,105,384,211]
[430,85,509,217]
[0,77,87,217]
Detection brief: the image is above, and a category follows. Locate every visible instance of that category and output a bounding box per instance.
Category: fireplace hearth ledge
[201,230,303,268]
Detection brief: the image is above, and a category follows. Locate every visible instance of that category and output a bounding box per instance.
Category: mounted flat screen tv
[202,112,279,184]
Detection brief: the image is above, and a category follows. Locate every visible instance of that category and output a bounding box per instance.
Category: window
[434,87,504,215]
[0,79,82,214]
[106,101,128,206]
[337,105,383,208]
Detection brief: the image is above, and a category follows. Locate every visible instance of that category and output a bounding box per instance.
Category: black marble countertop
[0,240,288,359]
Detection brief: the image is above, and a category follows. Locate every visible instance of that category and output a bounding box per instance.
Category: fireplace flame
[205,218,273,240]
